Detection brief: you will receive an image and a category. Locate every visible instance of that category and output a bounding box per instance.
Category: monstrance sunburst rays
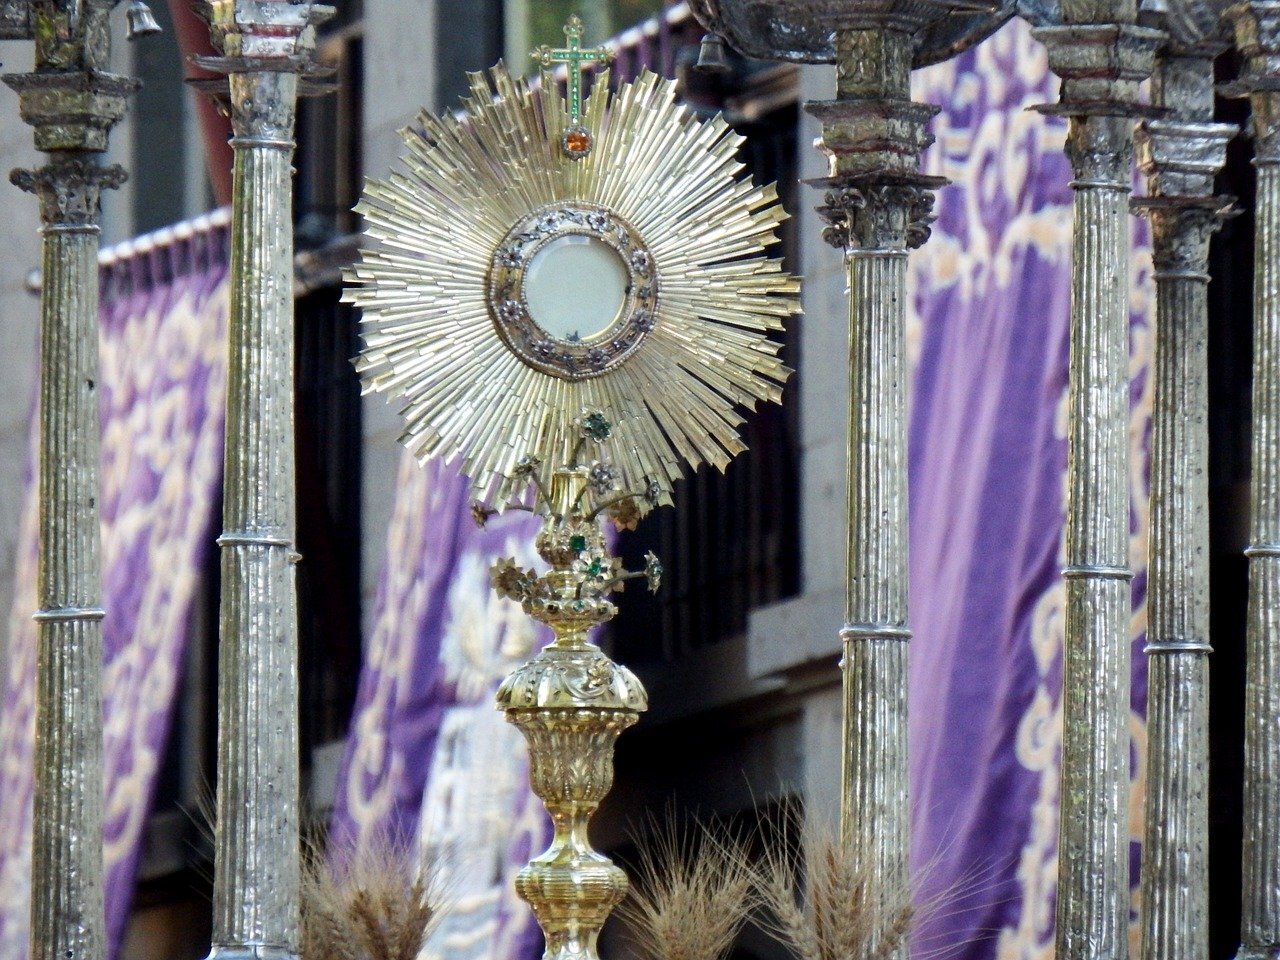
[344,63,800,507]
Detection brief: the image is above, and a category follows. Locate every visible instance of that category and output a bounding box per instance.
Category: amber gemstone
[565,130,592,154]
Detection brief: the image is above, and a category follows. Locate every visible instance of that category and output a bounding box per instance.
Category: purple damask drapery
[0,216,231,959]
[907,19,1152,960]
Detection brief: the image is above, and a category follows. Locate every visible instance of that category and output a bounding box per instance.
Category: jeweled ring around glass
[487,202,659,381]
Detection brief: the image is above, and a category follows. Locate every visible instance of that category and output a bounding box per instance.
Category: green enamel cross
[532,14,612,124]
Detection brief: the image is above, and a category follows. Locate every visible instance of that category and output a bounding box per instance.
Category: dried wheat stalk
[754,813,914,960]
[300,832,440,960]
[617,816,756,960]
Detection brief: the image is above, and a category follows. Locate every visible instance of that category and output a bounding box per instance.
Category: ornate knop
[486,417,665,624]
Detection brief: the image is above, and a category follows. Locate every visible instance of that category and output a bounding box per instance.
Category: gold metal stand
[488,417,656,960]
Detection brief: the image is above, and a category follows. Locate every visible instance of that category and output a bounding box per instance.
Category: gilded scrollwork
[496,646,647,713]
[510,709,639,804]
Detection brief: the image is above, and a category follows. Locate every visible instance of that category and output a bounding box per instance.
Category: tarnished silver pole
[1133,27,1234,960]
[812,26,942,958]
[1223,6,1280,958]
[192,2,330,957]
[2,2,135,958]
[1031,15,1161,960]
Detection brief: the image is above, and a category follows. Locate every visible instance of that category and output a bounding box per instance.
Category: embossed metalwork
[192,2,332,959]
[1033,14,1161,960]
[686,0,1016,67]
[807,19,947,960]
[490,425,653,960]
[1223,5,1280,958]
[346,64,798,507]
[1133,22,1234,960]
[487,202,659,380]
[0,3,136,960]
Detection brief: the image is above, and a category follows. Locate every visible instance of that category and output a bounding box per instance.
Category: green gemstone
[570,535,587,552]
[588,559,604,576]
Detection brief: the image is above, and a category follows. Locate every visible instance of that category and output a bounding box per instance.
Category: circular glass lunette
[487,202,660,381]
[523,235,629,343]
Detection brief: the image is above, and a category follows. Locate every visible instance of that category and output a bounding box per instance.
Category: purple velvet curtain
[907,20,1152,960]
[0,219,231,959]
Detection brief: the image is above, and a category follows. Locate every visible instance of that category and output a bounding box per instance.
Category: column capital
[806,26,946,253]
[1137,197,1235,271]
[192,0,334,79]
[806,97,940,180]
[815,180,940,251]
[1132,37,1236,260]
[1223,2,1280,155]
[1224,0,1280,90]
[2,69,137,152]
[11,157,126,226]
[224,71,297,142]
[190,0,335,99]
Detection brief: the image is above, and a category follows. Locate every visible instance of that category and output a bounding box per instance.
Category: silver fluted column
[1224,6,1280,957]
[1136,33,1233,960]
[1032,20,1161,960]
[1133,36,1234,960]
[811,26,942,959]
[683,3,1007,955]
[213,70,302,957]
[2,3,135,959]
[192,2,330,958]
[839,228,912,914]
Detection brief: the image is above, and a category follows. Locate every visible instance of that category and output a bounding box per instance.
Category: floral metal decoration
[485,414,658,960]
[479,414,664,616]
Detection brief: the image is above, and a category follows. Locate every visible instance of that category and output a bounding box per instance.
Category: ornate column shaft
[810,27,941,959]
[2,3,135,959]
[1134,42,1234,960]
[193,2,330,957]
[1223,7,1280,957]
[1032,20,1162,960]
